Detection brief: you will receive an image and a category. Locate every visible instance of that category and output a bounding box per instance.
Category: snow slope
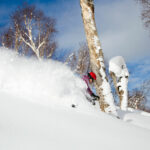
[1,92,150,150]
[0,47,150,150]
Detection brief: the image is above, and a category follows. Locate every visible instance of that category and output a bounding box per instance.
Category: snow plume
[0,47,92,110]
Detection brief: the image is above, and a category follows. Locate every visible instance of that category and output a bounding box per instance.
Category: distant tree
[1,28,14,49]
[137,0,150,31]
[128,90,145,110]
[128,79,150,111]
[65,51,78,72]
[0,3,57,60]
[66,42,90,76]
[76,43,90,75]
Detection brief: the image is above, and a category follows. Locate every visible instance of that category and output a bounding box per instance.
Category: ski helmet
[89,72,96,80]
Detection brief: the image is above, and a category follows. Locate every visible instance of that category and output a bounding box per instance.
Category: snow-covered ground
[0,47,150,150]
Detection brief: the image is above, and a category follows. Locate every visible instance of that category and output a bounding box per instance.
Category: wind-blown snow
[0,47,92,110]
[0,47,150,150]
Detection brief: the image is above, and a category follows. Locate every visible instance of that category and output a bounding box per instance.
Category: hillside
[0,47,150,150]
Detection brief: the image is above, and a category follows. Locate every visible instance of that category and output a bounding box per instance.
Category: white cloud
[1,0,150,62]
[127,57,150,90]
[37,1,85,50]
[47,0,150,62]
[95,0,150,61]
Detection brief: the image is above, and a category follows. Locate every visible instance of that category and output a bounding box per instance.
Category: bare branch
[0,3,57,60]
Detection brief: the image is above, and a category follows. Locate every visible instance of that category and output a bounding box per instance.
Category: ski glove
[91,93,99,101]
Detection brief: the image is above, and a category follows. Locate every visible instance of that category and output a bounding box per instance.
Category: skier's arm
[87,86,93,96]
[87,87,99,100]
[91,93,100,100]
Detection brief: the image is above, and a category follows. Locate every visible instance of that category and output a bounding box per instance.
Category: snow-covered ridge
[0,47,90,109]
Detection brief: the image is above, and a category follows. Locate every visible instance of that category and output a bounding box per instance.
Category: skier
[82,72,99,105]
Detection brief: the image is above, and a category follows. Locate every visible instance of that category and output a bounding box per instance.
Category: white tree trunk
[119,77,128,110]
[80,0,117,116]
[109,56,129,111]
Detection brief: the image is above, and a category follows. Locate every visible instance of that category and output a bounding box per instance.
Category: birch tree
[80,0,117,116]
[137,0,150,31]
[1,28,15,48]
[109,56,129,111]
[1,3,57,60]
[66,42,90,76]
[128,79,150,111]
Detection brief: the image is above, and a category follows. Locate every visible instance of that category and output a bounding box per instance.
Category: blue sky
[0,0,150,93]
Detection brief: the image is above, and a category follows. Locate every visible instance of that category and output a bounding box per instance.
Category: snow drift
[1,90,150,150]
